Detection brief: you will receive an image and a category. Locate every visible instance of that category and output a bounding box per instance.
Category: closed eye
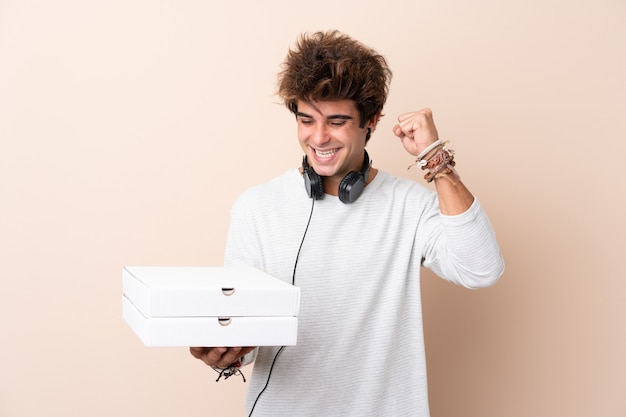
[298,117,314,125]
[328,115,352,127]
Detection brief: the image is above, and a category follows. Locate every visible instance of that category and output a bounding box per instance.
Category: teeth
[315,149,337,157]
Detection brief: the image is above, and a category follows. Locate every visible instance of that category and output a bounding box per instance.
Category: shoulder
[368,170,435,202]
[231,169,305,212]
[235,169,297,198]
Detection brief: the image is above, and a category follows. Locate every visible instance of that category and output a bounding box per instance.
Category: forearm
[434,174,475,215]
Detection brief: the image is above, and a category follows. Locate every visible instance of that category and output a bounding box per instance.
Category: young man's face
[296,99,376,187]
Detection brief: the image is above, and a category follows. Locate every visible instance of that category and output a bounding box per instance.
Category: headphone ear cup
[304,168,324,200]
[338,171,365,204]
[302,156,324,200]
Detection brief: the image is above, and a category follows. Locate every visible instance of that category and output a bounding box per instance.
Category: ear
[366,111,382,132]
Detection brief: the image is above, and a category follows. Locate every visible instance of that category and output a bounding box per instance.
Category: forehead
[296,99,359,117]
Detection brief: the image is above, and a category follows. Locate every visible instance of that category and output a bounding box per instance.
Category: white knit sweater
[224,168,504,417]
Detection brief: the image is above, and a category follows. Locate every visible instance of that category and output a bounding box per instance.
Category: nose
[309,123,331,147]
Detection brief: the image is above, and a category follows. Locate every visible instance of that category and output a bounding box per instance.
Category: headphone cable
[290,196,315,286]
[246,196,315,417]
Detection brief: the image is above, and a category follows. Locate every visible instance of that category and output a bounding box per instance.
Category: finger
[190,347,222,367]
[202,347,226,365]
[189,346,207,360]
[396,111,417,122]
[396,118,420,137]
[397,119,422,140]
[215,347,244,368]
[399,117,418,132]
[218,347,256,367]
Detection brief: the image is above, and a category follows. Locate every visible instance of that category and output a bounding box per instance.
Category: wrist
[416,139,442,162]
[212,360,246,382]
[422,144,457,184]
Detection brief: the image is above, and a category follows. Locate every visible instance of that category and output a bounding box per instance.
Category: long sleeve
[421,198,505,289]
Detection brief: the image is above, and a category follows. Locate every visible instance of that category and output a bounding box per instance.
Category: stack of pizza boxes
[122,266,300,347]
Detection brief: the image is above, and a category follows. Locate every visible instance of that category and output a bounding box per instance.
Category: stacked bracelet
[408,140,459,184]
[422,146,456,183]
[416,139,442,161]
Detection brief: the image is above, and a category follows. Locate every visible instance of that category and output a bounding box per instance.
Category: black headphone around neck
[301,150,371,204]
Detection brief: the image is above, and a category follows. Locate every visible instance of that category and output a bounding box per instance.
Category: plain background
[1,1,625,416]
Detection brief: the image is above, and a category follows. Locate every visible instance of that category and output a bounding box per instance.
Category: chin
[310,163,337,177]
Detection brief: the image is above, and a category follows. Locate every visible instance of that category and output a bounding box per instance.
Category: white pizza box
[122,296,298,347]
[121,265,300,347]
[122,266,300,317]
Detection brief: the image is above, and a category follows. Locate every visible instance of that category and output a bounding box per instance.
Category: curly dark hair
[277,30,392,130]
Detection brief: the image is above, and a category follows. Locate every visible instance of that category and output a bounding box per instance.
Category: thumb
[392,124,405,138]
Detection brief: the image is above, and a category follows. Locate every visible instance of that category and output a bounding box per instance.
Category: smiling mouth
[313,148,339,160]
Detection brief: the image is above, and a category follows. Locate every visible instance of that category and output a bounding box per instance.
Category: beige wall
[1,1,624,416]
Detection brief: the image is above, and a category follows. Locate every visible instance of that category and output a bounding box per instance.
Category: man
[191,30,504,417]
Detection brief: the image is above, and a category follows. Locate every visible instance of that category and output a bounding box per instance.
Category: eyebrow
[295,111,354,121]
